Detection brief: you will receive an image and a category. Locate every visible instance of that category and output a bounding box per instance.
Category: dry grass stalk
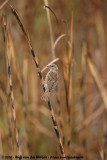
[41,58,60,73]
[22,58,30,155]
[50,32,71,149]
[95,11,106,62]
[23,58,28,105]
[2,15,21,157]
[0,87,14,154]
[0,87,7,104]
[29,104,50,117]
[43,5,59,23]
[75,42,107,132]
[52,31,72,151]
[79,42,88,155]
[1,16,15,154]
[99,148,104,160]
[53,34,70,53]
[65,11,74,150]
[75,104,104,132]
[8,33,23,93]
[81,43,87,81]
[11,6,66,158]
[30,118,54,138]
[56,95,65,147]
[0,131,3,160]
[43,0,55,59]
[42,2,66,153]
[42,58,66,150]
[68,10,74,108]
[0,0,9,11]
[87,54,107,109]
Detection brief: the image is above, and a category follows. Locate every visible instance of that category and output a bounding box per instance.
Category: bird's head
[47,64,58,71]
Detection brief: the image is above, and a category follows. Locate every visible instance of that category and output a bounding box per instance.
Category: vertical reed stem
[43,0,55,59]
[0,131,3,160]
[3,16,21,158]
[11,6,66,158]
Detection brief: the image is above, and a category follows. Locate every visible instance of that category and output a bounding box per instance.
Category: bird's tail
[42,91,50,101]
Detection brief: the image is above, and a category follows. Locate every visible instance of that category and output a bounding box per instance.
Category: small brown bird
[42,64,59,101]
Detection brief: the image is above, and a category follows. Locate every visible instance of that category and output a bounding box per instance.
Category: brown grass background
[0,0,107,159]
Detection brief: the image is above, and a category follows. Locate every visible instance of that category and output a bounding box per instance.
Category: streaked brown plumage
[42,64,59,101]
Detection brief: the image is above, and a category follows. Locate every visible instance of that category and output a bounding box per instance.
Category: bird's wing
[45,71,58,92]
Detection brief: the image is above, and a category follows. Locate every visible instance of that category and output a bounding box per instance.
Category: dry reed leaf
[87,55,107,109]
[81,43,87,80]
[8,33,23,93]
[0,0,9,11]
[41,58,60,73]
[75,42,107,132]
[43,0,55,59]
[53,34,70,53]
[99,147,104,160]
[0,87,7,104]
[95,11,106,57]
[68,10,73,105]
[0,130,3,157]
[42,3,66,149]
[2,15,21,156]
[29,118,54,138]
[64,11,73,152]
[28,104,50,117]
[23,58,28,105]
[75,104,105,132]
[39,106,50,117]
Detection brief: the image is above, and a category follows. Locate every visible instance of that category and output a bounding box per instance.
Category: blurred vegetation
[0,0,107,159]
